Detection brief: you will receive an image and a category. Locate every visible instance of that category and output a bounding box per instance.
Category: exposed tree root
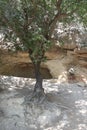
[24,88,46,104]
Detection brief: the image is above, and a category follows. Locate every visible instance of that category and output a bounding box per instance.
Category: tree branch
[48,0,63,37]
[56,0,63,10]
[49,7,77,37]
[49,12,61,37]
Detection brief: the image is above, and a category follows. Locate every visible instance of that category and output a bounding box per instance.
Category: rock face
[54,22,87,50]
[0,76,87,130]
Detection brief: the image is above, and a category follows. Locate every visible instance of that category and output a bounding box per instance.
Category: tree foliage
[0,1,87,56]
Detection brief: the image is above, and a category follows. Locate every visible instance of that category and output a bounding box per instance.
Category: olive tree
[0,0,87,99]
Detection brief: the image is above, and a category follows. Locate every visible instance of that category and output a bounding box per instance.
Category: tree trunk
[28,51,45,102]
[28,62,45,102]
[33,62,44,94]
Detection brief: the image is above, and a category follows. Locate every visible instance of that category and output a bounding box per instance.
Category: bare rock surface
[0,76,87,130]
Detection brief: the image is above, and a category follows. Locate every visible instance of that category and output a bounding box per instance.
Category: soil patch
[0,51,52,79]
[0,62,52,79]
[0,50,87,83]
